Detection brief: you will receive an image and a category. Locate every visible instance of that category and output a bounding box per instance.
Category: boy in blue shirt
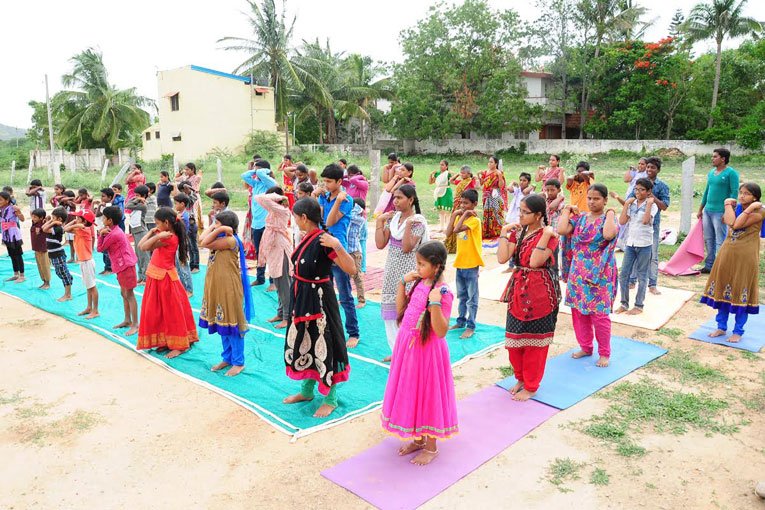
[316,163,360,348]
[241,159,277,285]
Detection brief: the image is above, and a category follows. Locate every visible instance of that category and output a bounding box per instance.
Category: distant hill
[0,124,27,141]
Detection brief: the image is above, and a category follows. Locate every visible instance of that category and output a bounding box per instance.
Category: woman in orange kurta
[136,207,198,358]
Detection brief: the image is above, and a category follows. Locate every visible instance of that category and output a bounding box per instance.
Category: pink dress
[381,281,458,440]
[253,193,293,278]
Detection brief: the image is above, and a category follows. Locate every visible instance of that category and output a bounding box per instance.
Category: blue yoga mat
[0,252,505,438]
[497,336,667,410]
[689,313,765,353]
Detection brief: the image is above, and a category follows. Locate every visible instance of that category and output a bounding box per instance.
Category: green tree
[387,0,541,140]
[684,0,763,128]
[218,0,331,134]
[54,48,151,153]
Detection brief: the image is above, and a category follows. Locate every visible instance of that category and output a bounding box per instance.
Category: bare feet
[113,321,130,329]
[411,448,439,465]
[509,381,524,395]
[225,365,245,376]
[267,315,281,323]
[625,307,643,315]
[512,389,537,401]
[708,329,726,338]
[40,283,50,289]
[283,393,313,404]
[4,275,18,282]
[649,287,661,295]
[614,306,628,314]
[355,302,366,309]
[211,361,231,372]
[57,295,72,302]
[125,326,139,336]
[346,336,359,348]
[398,440,426,456]
[727,334,742,343]
[382,355,392,363]
[14,276,25,283]
[78,309,91,316]
[274,320,288,329]
[266,284,276,292]
[596,356,610,367]
[85,312,100,320]
[313,403,336,418]
[165,349,184,359]
[629,283,636,290]
[448,324,463,331]
[571,350,592,359]
[459,329,475,339]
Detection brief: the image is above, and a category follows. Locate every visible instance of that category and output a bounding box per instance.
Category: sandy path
[1,222,764,509]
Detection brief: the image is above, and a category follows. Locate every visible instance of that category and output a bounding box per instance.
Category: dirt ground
[1,211,764,510]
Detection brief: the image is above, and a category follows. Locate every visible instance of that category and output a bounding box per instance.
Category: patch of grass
[653,350,727,383]
[498,366,514,378]
[590,468,610,486]
[14,403,51,419]
[0,390,26,406]
[583,421,627,441]
[12,409,102,446]
[616,441,647,457]
[658,327,684,340]
[740,351,760,362]
[547,458,584,492]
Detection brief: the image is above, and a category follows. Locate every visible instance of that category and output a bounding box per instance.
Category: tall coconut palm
[341,54,393,143]
[218,0,331,132]
[684,0,763,127]
[56,48,151,153]
[575,0,647,138]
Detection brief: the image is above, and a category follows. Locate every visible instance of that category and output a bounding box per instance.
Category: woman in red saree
[478,155,507,239]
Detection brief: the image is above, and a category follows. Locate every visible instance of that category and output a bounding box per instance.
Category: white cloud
[1,0,762,129]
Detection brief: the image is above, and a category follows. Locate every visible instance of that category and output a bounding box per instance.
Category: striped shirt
[46,225,66,257]
[346,203,365,254]
[29,189,46,211]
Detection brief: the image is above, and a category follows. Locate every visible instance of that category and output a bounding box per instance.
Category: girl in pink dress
[381,240,457,466]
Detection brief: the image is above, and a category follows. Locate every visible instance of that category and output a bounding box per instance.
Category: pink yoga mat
[322,386,558,510]
[660,220,704,276]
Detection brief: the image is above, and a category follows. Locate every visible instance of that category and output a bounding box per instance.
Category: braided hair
[154,206,189,265]
[514,194,548,267]
[397,241,448,345]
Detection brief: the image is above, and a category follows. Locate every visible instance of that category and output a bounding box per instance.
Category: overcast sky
[1,0,763,130]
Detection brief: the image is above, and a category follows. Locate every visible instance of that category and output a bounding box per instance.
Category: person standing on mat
[445,188,483,339]
[199,210,254,376]
[241,160,277,286]
[376,185,429,361]
[381,241,457,465]
[43,207,74,302]
[615,178,657,316]
[497,195,560,401]
[316,163,360,349]
[64,209,99,319]
[136,207,198,358]
[0,191,25,284]
[700,182,764,343]
[698,148,740,274]
[282,198,356,419]
[558,184,619,368]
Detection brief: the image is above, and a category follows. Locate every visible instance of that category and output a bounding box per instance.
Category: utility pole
[45,74,61,184]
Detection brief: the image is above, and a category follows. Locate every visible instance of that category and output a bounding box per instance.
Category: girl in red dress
[137,207,199,358]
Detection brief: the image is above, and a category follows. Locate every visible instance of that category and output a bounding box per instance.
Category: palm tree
[575,0,647,138]
[341,54,393,143]
[684,0,763,127]
[56,48,151,153]
[218,0,331,136]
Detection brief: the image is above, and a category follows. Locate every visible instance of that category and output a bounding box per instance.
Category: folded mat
[0,252,505,439]
[322,386,558,510]
[689,313,765,352]
[497,336,667,409]
[659,220,704,276]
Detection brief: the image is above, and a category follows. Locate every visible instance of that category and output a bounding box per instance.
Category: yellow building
[141,65,277,161]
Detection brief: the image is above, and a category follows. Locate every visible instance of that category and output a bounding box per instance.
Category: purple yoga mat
[322,386,559,510]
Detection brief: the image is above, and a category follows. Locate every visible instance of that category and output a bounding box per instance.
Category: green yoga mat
[0,252,504,438]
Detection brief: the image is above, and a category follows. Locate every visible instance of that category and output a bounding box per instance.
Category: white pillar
[10,160,15,185]
[101,159,110,183]
[217,158,223,183]
[26,164,33,184]
[680,156,695,235]
[368,149,381,209]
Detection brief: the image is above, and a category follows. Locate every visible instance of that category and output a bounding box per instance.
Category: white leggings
[384,319,399,351]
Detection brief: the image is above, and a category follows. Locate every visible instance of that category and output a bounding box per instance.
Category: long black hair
[154,206,189,264]
[396,184,421,214]
[397,240,448,344]
[514,194,548,267]
[292,197,326,230]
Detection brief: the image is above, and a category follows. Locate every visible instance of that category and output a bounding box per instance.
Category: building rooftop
[189,64,253,84]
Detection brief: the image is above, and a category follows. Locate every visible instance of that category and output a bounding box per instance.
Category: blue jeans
[359,225,368,273]
[175,254,193,294]
[251,227,266,283]
[455,267,479,330]
[188,223,199,270]
[103,252,111,271]
[630,226,660,287]
[716,308,748,336]
[703,209,727,270]
[332,264,359,338]
[221,333,245,366]
[620,245,651,309]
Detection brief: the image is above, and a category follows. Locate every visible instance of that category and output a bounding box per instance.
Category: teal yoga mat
[497,336,667,409]
[0,252,504,438]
